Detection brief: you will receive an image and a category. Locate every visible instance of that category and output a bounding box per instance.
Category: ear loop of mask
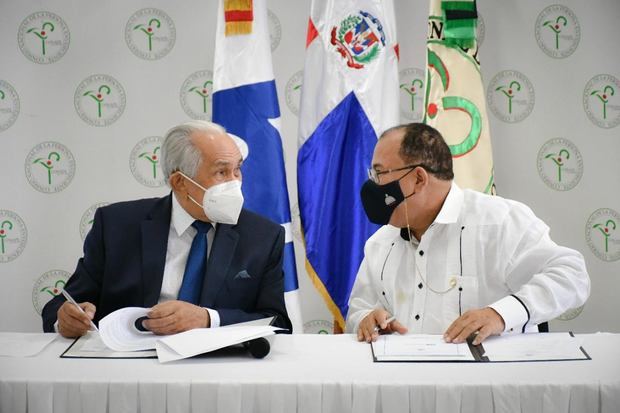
[177,171,206,209]
[379,242,396,311]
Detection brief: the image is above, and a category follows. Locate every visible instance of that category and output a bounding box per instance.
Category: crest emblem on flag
[330,11,385,69]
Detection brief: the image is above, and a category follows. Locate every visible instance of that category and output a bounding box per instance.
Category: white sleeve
[345,244,384,334]
[490,204,590,332]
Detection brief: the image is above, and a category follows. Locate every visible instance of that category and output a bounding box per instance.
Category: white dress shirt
[158,193,220,327]
[346,182,590,335]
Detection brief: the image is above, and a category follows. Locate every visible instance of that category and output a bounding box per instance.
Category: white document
[62,331,157,359]
[95,306,278,362]
[156,325,278,363]
[0,333,57,357]
[99,307,162,351]
[482,332,587,361]
[372,334,475,362]
[371,332,589,363]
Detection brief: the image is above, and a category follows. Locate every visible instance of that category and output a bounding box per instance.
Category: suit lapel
[141,195,172,307]
[201,223,239,306]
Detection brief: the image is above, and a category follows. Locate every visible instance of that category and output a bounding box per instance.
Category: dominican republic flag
[297,0,399,331]
[212,0,303,333]
[424,0,495,193]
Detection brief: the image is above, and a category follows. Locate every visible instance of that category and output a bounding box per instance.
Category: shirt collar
[171,193,216,236]
[434,181,463,225]
[398,182,463,242]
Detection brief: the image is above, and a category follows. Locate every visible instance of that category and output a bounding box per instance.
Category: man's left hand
[444,307,505,345]
[143,300,210,335]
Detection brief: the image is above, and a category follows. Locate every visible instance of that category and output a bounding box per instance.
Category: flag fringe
[224,0,253,36]
[225,22,252,36]
[224,0,252,10]
[304,258,346,332]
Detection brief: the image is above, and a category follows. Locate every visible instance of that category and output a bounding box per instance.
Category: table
[1,333,619,413]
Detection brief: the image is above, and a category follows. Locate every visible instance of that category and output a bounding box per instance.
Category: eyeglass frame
[367,163,441,184]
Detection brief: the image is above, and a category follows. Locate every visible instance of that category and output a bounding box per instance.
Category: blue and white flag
[213,0,302,333]
[297,0,399,331]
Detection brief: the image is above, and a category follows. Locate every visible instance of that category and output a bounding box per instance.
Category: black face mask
[360,173,414,225]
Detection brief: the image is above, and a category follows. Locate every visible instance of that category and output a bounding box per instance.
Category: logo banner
[425,0,495,193]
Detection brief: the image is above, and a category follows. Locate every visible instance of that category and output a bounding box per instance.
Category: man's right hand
[57,301,96,338]
[357,309,408,342]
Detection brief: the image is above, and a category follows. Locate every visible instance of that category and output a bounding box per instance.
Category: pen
[373,316,396,332]
[61,289,99,332]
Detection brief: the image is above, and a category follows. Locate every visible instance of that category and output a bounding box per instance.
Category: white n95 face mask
[179,172,244,225]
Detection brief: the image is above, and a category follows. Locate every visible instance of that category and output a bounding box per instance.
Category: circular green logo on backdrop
[583,74,620,129]
[285,70,303,116]
[125,8,176,60]
[0,80,20,132]
[303,319,333,334]
[80,202,108,240]
[180,70,214,120]
[399,68,425,122]
[586,208,620,262]
[25,141,76,193]
[537,138,583,191]
[75,74,126,127]
[130,136,165,187]
[32,269,70,314]
[18,11,70,64]
[535,5,580,59]
[0,210,27,263]
[487,70,535,123]
[268,9,282,52]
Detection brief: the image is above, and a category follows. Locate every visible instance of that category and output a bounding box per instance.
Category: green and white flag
[424,0,495,193]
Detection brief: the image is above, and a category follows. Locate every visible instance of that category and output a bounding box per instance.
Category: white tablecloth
[1,333,619,413]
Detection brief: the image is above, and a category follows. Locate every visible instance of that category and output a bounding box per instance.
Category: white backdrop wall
[0,0,618,334]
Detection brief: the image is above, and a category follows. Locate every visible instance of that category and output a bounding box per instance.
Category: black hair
[381,123,454,181]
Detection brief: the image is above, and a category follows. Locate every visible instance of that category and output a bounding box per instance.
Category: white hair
[160,120,226,181]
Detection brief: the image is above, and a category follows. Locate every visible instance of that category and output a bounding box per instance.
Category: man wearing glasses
[346,123,590,345]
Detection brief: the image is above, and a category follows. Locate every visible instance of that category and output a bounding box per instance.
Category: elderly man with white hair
[43,120,291,337]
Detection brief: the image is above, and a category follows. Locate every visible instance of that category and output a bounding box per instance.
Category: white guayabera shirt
[346,183,590,335]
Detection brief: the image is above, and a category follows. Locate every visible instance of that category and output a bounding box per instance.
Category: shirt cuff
[488,295,530,333]
[205,308,220,328]
[347,309,373,334]
[54,320,59,333]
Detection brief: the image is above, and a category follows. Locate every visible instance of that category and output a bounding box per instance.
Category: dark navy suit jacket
[42,195,291,332]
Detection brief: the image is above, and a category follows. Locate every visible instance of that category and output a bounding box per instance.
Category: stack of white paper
[156,325,277,363]
[96,307,278,362]
[99,307,159,351]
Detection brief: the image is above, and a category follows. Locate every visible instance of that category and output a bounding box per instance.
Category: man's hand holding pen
[357,309,408,342]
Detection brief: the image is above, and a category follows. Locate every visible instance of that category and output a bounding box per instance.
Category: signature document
[62,307,279,362]
[371,333,590,363]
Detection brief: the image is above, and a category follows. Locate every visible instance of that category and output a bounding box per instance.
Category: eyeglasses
[367,164,429,184]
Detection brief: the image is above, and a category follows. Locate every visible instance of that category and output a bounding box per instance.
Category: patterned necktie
[177,221,212,305]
